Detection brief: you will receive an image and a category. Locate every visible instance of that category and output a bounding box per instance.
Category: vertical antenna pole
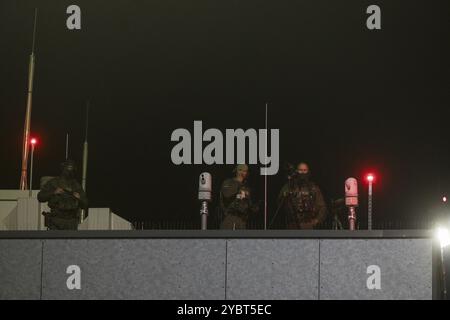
[264,102,268,230]
[65,133,69,160]
[82,101,89,191]
[19,8,38,190]
[80,101,90,222]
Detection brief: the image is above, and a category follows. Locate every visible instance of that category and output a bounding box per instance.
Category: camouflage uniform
[219,178,258,229]
[37,161,88,230]
[278,179,327,229]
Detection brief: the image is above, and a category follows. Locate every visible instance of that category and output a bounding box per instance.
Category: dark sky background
[1,0,449,227]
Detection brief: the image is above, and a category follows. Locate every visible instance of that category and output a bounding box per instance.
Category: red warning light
[30,138,37,145]
[366,173,375,183]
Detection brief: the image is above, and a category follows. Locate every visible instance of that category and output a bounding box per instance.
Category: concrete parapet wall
[0,233,434,300]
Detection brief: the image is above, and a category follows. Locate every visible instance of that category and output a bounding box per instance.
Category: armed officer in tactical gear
[219,164,259,229]
[37,159,88,230]
[278,162,327,229]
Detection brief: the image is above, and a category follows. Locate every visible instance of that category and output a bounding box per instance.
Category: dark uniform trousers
[45,215,78,230]
[220,214,247,229]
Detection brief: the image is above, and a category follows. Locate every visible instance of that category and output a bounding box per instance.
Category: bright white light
[436,227,450,248]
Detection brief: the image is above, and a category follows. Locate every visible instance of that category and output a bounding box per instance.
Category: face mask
[297,172,310,182]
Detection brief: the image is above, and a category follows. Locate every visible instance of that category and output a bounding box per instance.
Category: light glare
[436,227,450,248]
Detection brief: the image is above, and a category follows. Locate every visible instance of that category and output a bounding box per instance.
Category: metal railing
[131,218,436,230]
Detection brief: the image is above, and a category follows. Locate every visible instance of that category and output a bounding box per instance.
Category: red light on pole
[365,173,375,230]
[29,137,37,197]
[366,174,374,183]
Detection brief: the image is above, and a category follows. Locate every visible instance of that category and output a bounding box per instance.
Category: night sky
[1,0,449,227]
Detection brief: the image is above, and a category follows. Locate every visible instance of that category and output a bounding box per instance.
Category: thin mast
[82,101,89,191]
[19,8,38,190]
[80,101,90,222]
[264,102,268,230]
[65,133,69,160]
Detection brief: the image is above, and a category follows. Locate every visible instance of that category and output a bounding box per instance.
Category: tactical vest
[221,179,251,218]
[48,192,80,211]
[288,185,316,221]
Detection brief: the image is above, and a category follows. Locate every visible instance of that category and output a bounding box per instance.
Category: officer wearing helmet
[278,162,327,229]
[218,164,259,229]
[37,159,88,230]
